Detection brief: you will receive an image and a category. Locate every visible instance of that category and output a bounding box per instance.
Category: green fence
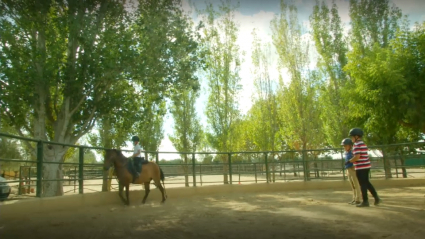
[1,132,424,201]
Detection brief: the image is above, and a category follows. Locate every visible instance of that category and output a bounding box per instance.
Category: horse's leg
[153,179,166,203]
[125,184,130,206]
[142,182,150,204]
[118,183,126,205]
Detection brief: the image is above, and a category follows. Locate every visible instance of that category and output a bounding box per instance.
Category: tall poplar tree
[271,1,322,180]
[200,0,242,184]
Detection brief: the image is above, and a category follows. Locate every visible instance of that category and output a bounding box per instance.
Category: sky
[113,0,425,161]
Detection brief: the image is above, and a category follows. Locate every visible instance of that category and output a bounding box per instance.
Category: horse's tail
[160,167,165,182]
[159,167,167,199]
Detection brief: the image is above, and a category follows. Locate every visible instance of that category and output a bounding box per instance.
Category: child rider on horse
[131,136,144,179]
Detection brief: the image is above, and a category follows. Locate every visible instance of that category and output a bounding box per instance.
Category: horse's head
[103,149,119,171]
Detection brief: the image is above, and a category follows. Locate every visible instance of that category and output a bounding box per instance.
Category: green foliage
[131,0,203,95]
[169,88,202,154]
[271,2,323,152]
[135,100,167,154]
[0,0,140,196]
[310,1,350,147]
[88,0,204,154]
[0,0,204,196]
[343,0,417,143]
[0,0,132,141]
[87,83,142,151]
[248,29,280,152]
[0,137,25,171]
[308,0,424,147]
[200,0,242,152]
[349,0,402,50]
[1,0,424,187]
[0,119,30,171]
[344,20,425,143]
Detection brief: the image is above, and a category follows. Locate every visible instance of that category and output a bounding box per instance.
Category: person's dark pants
[134,157,143,174]
[356,168,378,202]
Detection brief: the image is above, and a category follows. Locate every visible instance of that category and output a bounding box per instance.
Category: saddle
[127,157,148,182]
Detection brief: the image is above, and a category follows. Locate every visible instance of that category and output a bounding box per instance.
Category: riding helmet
[341,138,353,146]
[348,128,363,137]
[131,136,140,142]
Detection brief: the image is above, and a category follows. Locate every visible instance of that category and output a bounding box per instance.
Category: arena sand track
[1,187,424,239]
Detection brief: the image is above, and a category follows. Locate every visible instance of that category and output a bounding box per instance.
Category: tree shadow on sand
[1,187,424,239]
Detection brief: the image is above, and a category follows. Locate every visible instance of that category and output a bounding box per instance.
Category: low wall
[1,178,424,220]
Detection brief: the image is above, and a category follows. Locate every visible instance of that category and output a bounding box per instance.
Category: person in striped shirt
[345,128,381,207]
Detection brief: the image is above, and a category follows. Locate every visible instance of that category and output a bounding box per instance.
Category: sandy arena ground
[1,186,425,239]
[8,167,425,198]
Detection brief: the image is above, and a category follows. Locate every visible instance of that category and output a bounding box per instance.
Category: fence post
[156,152,159,164]
[36,141,43,197]
[28,167,32,193]
[192,153,196,187]
[18,166,22,195]
[78,147,84,194]
[265,152,269,183]
[238,164,240,184]
[254,163,257,183]
[228,153,232,185]
[200,164,202,186]
[394,154,399,178]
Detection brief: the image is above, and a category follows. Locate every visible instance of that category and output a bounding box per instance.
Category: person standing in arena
[341,138,361,205]
[345,128,381,207]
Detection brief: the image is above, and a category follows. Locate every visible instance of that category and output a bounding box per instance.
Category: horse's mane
[106,149,126,158]
[113,149,125,157]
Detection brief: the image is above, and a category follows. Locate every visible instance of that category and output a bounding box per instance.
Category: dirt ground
[1,186,425,239]
[7,167,425,199]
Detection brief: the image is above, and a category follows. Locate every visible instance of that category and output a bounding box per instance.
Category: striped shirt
[353,140,371,170]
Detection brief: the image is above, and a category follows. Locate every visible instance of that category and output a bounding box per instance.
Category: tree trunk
[271,153,275,182]
[399,151,407,178]
[184,154,189,187]
[42,163,62,197]
[302,144,310,181]
[400,159,407,178]
[102,169,109,192]
[223,171,229,184]
[381,149,393,179]
[42,145,67,197]
[280,162,282,177]
[223,155,229,184]
[314,155,319,178]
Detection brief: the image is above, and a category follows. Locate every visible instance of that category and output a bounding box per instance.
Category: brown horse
[103,149,167,205]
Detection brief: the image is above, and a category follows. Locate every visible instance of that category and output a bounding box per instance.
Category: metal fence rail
[1,132,424,201]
